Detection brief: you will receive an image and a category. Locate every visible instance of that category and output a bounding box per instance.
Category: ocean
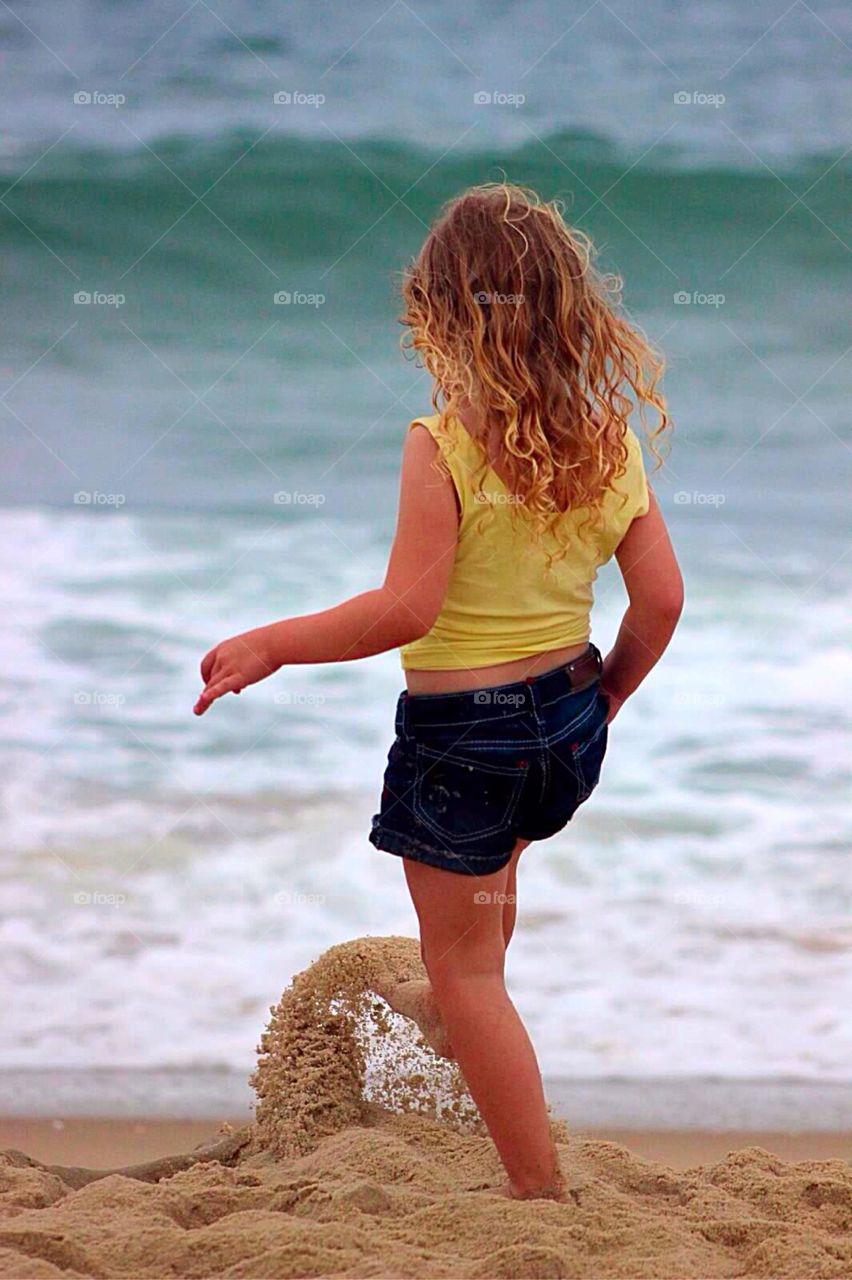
[1,0,850,1105]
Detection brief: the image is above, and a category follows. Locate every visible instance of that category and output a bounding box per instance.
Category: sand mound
[2,1117,851,1277]
[251,934,477,1159]
[2,936,850,1277]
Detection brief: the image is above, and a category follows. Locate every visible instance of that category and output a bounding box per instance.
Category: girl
[193,183,683,1201]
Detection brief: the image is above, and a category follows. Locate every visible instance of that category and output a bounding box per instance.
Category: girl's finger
[194,674,242,714]
[200,648,218,682]
[193,674,222,714]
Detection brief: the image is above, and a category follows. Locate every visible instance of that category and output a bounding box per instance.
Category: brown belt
[557,643,603,692]
[519,642,602,693]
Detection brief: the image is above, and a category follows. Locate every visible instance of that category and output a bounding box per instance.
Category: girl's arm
[600,487,684,721]
[193,425,458,715]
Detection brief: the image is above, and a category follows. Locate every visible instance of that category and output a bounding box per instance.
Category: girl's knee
[419,939,438,979]
[423,939,505,994]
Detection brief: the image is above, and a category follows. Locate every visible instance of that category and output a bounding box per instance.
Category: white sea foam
[1,503,850,1085]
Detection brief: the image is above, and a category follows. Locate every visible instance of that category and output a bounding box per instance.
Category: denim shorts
[368,643,610,876]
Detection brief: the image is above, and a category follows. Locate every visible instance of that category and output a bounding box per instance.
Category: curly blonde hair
[399,182,670,562]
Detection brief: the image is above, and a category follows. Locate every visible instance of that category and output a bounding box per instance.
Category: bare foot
[383,979,455,1060]
[488,1173,568,1202]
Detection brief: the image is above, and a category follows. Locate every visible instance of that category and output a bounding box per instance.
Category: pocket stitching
[413,745,528,843]
[415,742,529,776]
[570,722,608,803]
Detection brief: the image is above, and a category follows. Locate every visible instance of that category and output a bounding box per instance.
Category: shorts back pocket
[413,744,529,845]
[570,719,608,803]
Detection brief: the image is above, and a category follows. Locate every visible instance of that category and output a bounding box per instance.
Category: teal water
[0,0,850,1096]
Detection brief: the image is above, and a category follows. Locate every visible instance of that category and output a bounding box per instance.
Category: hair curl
[399,182,670,565]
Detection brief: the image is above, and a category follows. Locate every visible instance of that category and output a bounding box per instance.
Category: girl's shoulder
[408,412,647,506]
[408,411,456,438]
[408,411,441,437]
[597,425,650,558]
[615,425,649,497]
[408,411,477,460]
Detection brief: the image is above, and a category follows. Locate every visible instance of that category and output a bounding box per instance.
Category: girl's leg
[385,838,528,1058]
[502,837,529,946]
[388,834,527,1054]
[403,854,562,1199]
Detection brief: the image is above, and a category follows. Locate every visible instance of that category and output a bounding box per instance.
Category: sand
[1,935,850,1279]
[3,1118,850,1177]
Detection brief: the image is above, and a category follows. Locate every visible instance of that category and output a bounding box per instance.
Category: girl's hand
[193,627,279,716]
[600,686,624,724]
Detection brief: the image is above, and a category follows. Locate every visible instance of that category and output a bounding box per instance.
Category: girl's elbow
[380,584,443,645]
[383,595,438,646]
[660,583,685,623]
[666,601,684,631]
[655,564,685,623]
[630,584,684,625]
[399,611,437,644]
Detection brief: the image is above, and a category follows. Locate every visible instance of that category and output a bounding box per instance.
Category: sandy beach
[3,5,850,1276]
[2,1115,851,1278]
[3,1116,850,1172]
[2,937,850,1279]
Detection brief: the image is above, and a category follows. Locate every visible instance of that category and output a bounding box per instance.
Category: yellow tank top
[399,413,650,670]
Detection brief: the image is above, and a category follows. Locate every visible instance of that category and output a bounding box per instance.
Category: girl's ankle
[507,1161,565,1202]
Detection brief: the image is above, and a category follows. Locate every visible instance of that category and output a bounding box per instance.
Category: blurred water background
[0,0,850,1104]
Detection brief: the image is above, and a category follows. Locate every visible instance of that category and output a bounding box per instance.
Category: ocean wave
[2,130,848,272]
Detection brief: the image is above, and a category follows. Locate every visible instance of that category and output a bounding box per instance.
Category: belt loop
[396,690,409,739]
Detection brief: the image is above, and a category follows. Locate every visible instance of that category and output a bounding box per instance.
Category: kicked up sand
[1,936,850,1279]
